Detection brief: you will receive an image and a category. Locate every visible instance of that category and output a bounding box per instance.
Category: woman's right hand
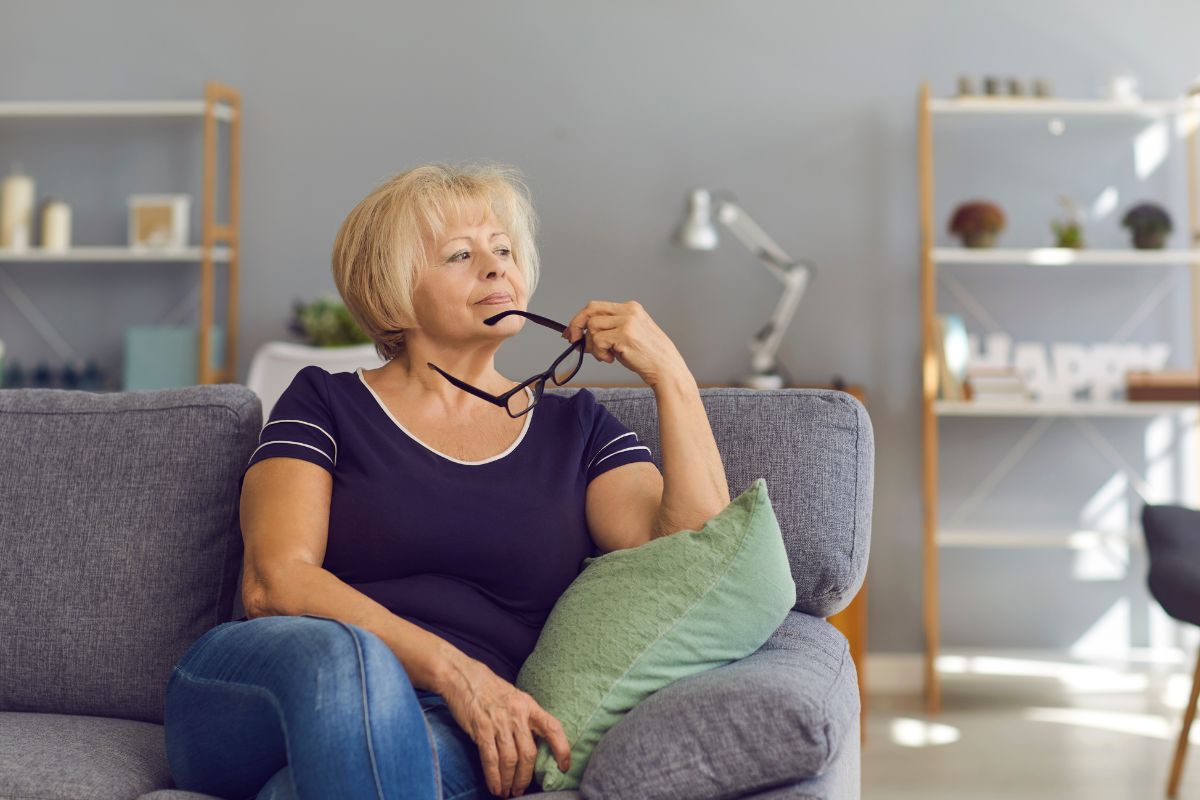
[437,655,572,798]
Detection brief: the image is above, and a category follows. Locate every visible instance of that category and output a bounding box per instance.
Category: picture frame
[128,193,190,250]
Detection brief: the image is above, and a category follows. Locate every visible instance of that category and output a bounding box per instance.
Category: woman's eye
[449,247,509,262]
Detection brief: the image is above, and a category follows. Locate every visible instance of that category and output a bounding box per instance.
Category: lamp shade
[673,188,719,250]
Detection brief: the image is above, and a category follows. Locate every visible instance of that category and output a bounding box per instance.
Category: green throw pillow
[515,477,796,792]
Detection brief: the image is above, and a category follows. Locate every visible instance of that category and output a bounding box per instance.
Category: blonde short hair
[331,162,541,362]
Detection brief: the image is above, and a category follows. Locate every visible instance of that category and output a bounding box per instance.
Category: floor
[861,653,1200,799]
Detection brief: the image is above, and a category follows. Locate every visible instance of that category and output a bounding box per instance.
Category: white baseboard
[866,645,1200,698]
[866,653,924,694]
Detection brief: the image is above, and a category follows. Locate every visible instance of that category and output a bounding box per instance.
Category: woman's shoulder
[303,364,369,395]
[545,386,595,410]
[270,364,369,420]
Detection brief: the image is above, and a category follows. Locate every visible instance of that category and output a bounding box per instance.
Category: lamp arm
[712,199,814,374]
[749,263,812,373]
[714,200,795,280]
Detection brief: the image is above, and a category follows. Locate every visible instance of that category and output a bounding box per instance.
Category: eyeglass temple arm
[426,363,510,407]
[486,309,567,333]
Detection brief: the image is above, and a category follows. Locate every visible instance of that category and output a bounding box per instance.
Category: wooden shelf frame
[917,81,1200,714]
[199,81,241,385]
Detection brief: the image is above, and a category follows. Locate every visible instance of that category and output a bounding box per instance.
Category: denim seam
[423,714,445,800]
[330,618,389,800]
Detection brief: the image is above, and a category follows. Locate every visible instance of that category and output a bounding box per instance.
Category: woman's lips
[476,295,512,305]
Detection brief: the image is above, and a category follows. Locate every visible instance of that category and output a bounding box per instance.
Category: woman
[163,162,730,800]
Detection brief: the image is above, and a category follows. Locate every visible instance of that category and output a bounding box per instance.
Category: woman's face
[410,209,528,343]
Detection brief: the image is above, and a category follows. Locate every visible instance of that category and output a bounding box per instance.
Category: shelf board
[929,96,1199,117]
[938,528,1141,549]
[935,399,1198,417]
[0,100,236,122]
[0,246,232,263]
[933,247,1200,266]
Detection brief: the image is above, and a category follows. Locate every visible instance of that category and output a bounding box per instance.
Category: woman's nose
[481,251,506,276]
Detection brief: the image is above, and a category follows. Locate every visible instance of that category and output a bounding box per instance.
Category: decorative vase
[961,231,997,248]
[1131,230,1167,250]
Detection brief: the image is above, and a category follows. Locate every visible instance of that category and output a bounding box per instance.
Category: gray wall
[1,0,1197,655]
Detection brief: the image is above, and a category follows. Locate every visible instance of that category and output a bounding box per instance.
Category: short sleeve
[576,388,655,483]
[242,366,338,486]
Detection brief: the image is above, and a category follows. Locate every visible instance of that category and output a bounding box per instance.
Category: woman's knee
[292,615,412,681]
[174,614,415,712]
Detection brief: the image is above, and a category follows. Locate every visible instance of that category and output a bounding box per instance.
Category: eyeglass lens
[552,344,584,385]
[501,329,585,418]
[507,378,544,417]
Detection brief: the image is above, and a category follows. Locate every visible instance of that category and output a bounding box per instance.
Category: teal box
[123,325,225,390]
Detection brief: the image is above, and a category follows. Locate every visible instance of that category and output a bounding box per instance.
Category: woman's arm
[648,368,731,539]
[563,300,731,540]
[241,458,466,693]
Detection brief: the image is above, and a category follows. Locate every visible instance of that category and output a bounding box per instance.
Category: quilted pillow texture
[515,477,796,791]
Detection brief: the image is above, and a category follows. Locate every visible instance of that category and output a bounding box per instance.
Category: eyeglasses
[426,309,587,418]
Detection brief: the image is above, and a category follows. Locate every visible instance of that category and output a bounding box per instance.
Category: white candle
[41,200,71,252]
[1,166,35,251]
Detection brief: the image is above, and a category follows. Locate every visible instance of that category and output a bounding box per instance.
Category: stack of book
[1126,370,1200,402]
[964,365,1031,403]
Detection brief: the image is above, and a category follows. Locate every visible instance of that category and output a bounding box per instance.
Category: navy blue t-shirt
[239,365,656,683]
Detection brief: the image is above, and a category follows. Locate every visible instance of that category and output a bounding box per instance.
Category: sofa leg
[1168,647,1200,798]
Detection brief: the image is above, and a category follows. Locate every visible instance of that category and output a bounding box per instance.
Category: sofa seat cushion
[0,711,173,800]
[579,610,859,800]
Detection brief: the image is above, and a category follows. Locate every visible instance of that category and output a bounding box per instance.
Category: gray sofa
[0,381,873,800]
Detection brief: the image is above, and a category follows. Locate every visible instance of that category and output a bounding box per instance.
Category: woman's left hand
[561,300,690,389]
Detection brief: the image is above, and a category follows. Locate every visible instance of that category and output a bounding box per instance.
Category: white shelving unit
[928,96,1199,117]
[0,82,241,385]
[935,399,1198,417]
[0,246,232,263]
[0,100,237,120]
[917,82,1200,713]
[933,246,1200,265]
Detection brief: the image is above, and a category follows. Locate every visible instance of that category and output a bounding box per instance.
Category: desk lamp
[672,188,814,389]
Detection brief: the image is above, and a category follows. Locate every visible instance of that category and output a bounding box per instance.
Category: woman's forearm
[649,369,731,540]
[248,562,469,693]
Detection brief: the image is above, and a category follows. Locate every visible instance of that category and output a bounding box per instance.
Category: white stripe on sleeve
[587,431,638,471]
[247,440,335,466]
[260,419,338,463]
[591,444,652,470]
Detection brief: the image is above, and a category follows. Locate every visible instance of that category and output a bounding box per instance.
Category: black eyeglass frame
[426,309,587,418]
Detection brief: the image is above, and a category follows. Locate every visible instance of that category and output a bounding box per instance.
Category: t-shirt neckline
[354,367,534,466]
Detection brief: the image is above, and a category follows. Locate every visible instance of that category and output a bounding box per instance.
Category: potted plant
[1051,195,1084,249]
[1121,202,1172,249]
[245,295,384,404]
[288,295,372,347]
[948,200,1006,248]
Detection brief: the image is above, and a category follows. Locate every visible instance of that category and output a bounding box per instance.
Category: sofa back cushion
[550,386,873,618]
[0,384,260,724]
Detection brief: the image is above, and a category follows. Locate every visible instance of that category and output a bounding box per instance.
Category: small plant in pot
[289,295,372,347]
[1121,202,1172,249]
[1051,195,1085,249]
[948,200,1006,248]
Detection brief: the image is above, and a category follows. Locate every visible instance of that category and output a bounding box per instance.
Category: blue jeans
[164,614,534,799]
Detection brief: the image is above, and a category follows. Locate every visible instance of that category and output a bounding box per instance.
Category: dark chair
[1142,503,1200,799]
